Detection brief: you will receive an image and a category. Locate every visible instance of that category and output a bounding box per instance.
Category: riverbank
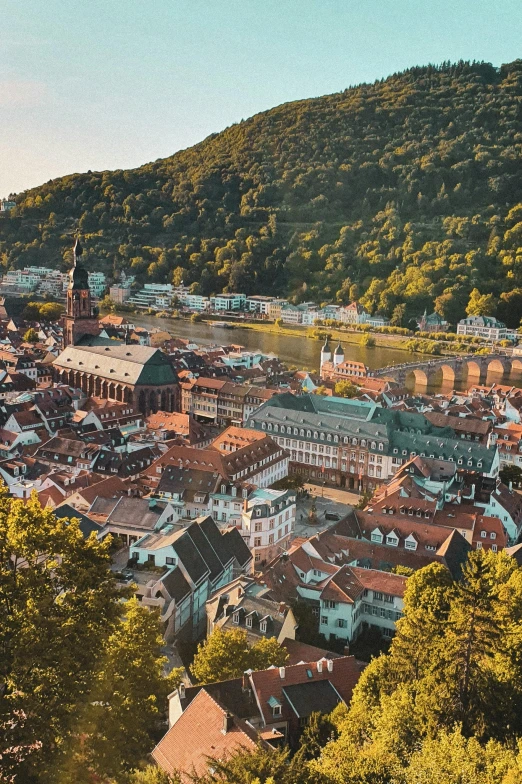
[229,320,411,351]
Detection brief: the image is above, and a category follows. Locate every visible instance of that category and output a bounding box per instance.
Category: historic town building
[54,239,179,415]
[63,238,101,347]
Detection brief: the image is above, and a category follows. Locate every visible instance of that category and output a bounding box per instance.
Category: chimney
[179,682,185,699]
[242,670,252,692]
[222,711,234,734]
[344,644,350,656]
[317,660,323,673]
[327,660,333,672]
[279,666,285,679]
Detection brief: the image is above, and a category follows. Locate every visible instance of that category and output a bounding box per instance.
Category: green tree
[191,628,288,684]
[39,301,64,321]
[500,464,522,488]
[191,745,309,784]
[100,294,116,313]
[23,327,39,343]
[71,598,183,780]
[466,288,497,317]
[360,333,376,347]
[0,491,122,780]
[334,380,360,398]
[390,303,406,326]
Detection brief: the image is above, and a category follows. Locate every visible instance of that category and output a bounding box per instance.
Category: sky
[1,0,521,196]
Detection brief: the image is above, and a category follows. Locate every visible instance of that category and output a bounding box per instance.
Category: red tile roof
[152,688,261,782]
[249,656,360,727]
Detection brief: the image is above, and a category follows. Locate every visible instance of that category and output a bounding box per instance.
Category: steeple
[69,235,89,291]
[320,337,332,370]
[63,237,100,347]
[333,342,344,366]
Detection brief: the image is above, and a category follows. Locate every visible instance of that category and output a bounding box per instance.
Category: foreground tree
[0,492,122,781]
[191,628,288,684]
[63,598,183,781]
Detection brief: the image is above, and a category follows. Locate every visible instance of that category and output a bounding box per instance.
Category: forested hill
[2,59,522,325]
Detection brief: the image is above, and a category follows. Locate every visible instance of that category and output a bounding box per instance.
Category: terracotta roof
[152,688,261,782]
[281,638,342,666]
[249,656,360,727]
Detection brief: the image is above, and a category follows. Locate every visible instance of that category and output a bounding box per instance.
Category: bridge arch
[465,360,482,379]
[511,359,522,373]
[438,363,456,385]
[487,358,508,375]
[405,368,428,387]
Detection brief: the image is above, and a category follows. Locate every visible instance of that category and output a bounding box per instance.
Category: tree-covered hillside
[2,60,522,324]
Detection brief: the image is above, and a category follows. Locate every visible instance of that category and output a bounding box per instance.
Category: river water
[131,313,522,391]
[131,315,413,371]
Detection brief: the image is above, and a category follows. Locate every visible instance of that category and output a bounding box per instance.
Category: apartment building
[239,487,296,564]
[210,293,246,311]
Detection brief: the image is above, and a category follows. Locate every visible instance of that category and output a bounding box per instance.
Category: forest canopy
[2,60,522,325]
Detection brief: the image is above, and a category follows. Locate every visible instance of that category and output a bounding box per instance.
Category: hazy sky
[2,0,521,196]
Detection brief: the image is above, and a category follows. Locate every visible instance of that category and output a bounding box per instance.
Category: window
[337,619,347,628]
[481,530,487,538]
[492,544,498,552]
[233,612,239,624]
[260,621,267,633]
[373,592,383,601]
[254,537,262,547]
[246,616,252,628]
[321,616,328,625]
[165,557,176,565]
[272,705,281,717]
[323,600,337,609]
[490,532,496,540]
[254,522,262,533]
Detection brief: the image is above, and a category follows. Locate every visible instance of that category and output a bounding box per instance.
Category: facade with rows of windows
[249,393,498,492]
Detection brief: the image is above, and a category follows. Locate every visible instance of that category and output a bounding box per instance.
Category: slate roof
[53,503,103,539]
[162,567,192,604]
[283,680,342,718]
[53,344,178,386]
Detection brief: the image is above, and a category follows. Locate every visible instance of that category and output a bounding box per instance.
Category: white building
[128,283,175,310]
[457,316,518,341]
[179,293,210,311]
[239,488,296,565]
[210,293,247,312]
[88,272,107,298]
[245,296,276,315]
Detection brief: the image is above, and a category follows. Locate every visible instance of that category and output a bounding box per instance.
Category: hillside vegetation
[2,60,522,325]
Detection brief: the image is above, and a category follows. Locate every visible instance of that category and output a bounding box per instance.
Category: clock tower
[63,237,100,347]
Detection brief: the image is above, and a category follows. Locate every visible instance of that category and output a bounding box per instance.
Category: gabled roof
[249,656,360,726]
[152,688,262,782]
[53,344,178,386]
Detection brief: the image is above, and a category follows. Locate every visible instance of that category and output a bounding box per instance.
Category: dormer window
[386,534,398,547]
[246,616,252,628]
[260,621,267,633]
[371,528,383,544]
[221,484,226,494]
[233,612,240,624]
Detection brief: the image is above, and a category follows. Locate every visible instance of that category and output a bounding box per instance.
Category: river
[131,314,414,371]
[130,313,522,391]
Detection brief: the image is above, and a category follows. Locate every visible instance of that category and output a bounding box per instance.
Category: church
[53,239,179,415]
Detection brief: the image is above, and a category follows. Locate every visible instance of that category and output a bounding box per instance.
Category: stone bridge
[367,353,522,387]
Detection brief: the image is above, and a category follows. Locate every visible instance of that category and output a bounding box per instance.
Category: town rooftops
[152,688,262,782]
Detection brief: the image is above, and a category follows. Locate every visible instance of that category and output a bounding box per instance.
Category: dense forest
[2,60,522,325]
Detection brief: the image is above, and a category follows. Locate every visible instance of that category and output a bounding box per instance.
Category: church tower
[63,237,100,347]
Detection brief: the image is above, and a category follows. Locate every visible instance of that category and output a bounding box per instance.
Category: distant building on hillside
[417,310,449,333]
[457,316,518,341]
